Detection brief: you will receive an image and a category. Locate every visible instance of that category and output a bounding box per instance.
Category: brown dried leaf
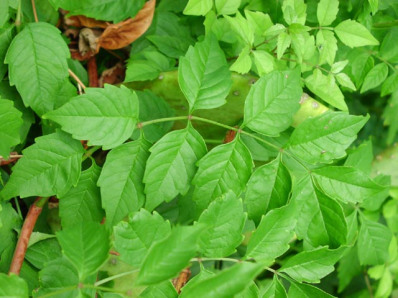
[99,62,125,87]
[65,15,109,29]
[79,28,102,55]
[98,0,156,50]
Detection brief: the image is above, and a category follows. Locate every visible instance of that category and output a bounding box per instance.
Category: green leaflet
[282,0,307,25]
[251,50,275,76]
[243,68,302,136]
[380,28,398,63]
[317,0,339,26]
[0,273,28,297]
[335,73,356,91]
[178,34,232,112]
[316,30,337,66]
[246,204,296,262]
[25,238,62,270]
[143,124,207,211]
[286,112,368,164]
[183,0,213,15]
[215,0,240,15]
[357,215,392,266]
[337,247,361,292]
[44,84,139,150]
[98,138,150,227]
[0,98,22,158]
[245,156,291,224]
[59,162,104,228]
[5,22,70,116]
[0,202,21,255]
[0,131,83,200]
[291,175,347,248]
[230,46,252,74]
[288,281,336,298]
[56,222,110,279]
[139,281,178,298]
[137,225,204,285]
[0,26,13,80]
[179,262,264,298]
[277,31,291,60]
[197,192,246,257]
[334,19,379,48]
[192,138,253,210]
[225,12,254,46]
[345,140,373,174]
[360,63,389,93]
[312,166,386,204]
[262,275,287,297]
[113,209,171,268]
[381,73,398,97]
[55,0,145,23]
[279,246,346,283]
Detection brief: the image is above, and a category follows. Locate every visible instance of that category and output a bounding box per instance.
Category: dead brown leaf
[65,15,109,29]
[99,62,125,87]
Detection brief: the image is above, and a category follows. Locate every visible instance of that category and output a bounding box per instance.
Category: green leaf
[1,131,83,200]
[345,140,373,174]
[305,69,346,110]
[368,0,378,14]
[139,281,178,298]
[57,222,110,279]
[197,192,245,257]
[225,12,254,45]
[137,225,204,285]
[144,124,207,211]
[178,35,232,112]
[316,30,337,66]
[0,27,13,80]
[288,281,335,297]
[375,269,393,298]
[286,112,368,164]
[192,138,253,209]
[246,204,296,262]
[147,35,193,59]
[0,99,22,158]
[215,0,241,15]
[44,84,139,150]
[230,46,252,74]
[0,273,28,297]
[98,138,150,227]
[262,275,287,298]
[59,162,104,228]
[360,63,389,93]
[114,209,171,268]
[380,28,398,63]
[251,50,274,76]
[292,175,347,248]
[317,0,338,26]
[25,238,62,270]
[5,22,70,116]
[56,0,145,23]
[282,0,307,25]
[0,202,21,255]
[337,247,361,292]
[279,246,345,283]
[335,73,356,91]
[330,60,348,74]
[245,156,291,224]
[312,166,386,204]
[290,30,315,64]
[243,69,302,136]
[381,73,398,97]
[334,20,379,48]
[358,216,392,265]
[245,10,273,37]
[277,31,291,59]
[183,0,213,16]
[179,262,264,298]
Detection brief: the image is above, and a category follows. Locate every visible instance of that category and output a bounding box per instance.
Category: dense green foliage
[1,0,398,297]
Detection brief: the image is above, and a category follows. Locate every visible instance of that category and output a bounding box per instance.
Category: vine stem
[31,0,39,22]
[9,196,49,275]
[68,69,87,90]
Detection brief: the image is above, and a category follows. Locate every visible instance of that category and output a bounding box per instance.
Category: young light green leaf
[279,246,346,283]
[282,0,307,25]
[225,12,254,45]
[334,19,379,48]
[243,68,302,136]
[183,0,213,16]
[139,281,178,298]
[286,112,368,164]
[288,281,336,298]
[262,275,287,298]
[290,30,315,64]
[197,192,245,257]
[137,225,204,285]
[245,10,273,37]
[1,131,83,200]
[179,262,264,298]
[178,35,232,112]
[251,50,274,76]
[277,31,291,59]
[245,156,291,224]
[246,204,296,262]
[192,138,253,210]
[144,124,207,211]
[57,222,110,279]
[317,0,338,26]
[358,216,392,265]
[316,30,337,66]
[114,209,171,268]
[98,139,150,227]
[335,73,356,91]
[331,60,348,74]
[312,166,386,204]
[0,99,22,158]
[291,175,347,248]
[0,273,28,297]
[360,63,389,93]
[215,0,241,15]
[59,162,104,228]
[381,73,398,97]
[44,84,139,150]
[56,0,145,23]
[5,22,70,116]
[230,46,252,74]
[305,69,346,110]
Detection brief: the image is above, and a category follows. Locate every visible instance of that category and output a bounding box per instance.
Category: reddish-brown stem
[87,56,99,87]
[9,197,48,275]
[172,268,191,293]
[0,153,23,166]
